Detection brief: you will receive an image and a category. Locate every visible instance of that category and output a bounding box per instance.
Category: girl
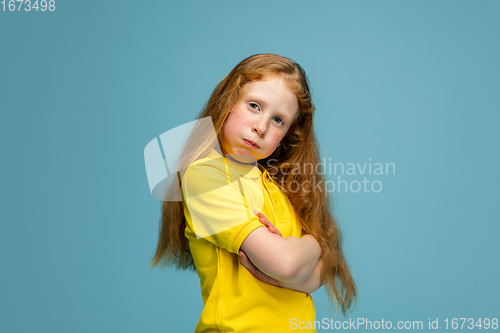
[150,53,357,332]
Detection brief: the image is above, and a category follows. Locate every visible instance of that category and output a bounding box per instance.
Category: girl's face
[222,74,299,164]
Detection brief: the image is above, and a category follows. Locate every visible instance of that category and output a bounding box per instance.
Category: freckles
[227,108,250,125]
[224,108,250,140]
[233,113,245,123]
[269,130,284,145]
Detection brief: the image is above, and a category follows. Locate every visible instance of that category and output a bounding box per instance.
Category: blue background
[1,0,499,332]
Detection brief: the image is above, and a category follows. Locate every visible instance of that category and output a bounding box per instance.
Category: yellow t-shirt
[182,148,316,332]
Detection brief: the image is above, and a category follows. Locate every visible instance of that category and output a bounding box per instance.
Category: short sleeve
[182,161,264,254]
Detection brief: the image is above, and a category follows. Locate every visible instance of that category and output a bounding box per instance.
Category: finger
[238,250,248,264]
[257,215,273,228]
[257,216,282,235]
[253,210,268,220]
[253,210,282,236]
[269,227,283,237]
[257,213,269,222]
[239,250,256,273]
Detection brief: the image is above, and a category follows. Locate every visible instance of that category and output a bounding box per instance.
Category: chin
[227,153,258,164]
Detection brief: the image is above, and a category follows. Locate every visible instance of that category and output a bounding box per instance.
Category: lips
[243,139,260,148]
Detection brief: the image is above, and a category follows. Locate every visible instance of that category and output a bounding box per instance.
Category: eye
[249,102,260,111]
[273,116,284,125]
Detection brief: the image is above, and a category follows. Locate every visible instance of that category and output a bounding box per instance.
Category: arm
[240,211,322,284]
[239,249,323,294]
[280,256,323,293]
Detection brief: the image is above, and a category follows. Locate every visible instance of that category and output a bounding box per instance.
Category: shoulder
[181,154,235,200]
[182,155,227,183]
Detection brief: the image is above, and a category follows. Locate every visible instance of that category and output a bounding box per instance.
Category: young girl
[150,53,357,332]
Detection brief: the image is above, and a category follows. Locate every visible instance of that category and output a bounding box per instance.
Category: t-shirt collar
[207,148,261,179]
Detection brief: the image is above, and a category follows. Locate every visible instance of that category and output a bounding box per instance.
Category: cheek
[224,108,249,137]
[228,109,248,125]
[268,129,286,146]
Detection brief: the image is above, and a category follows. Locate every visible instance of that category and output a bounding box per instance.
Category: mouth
[243,139,260,149]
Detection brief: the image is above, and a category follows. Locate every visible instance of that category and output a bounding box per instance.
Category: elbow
[276,266,296,284]
[273,247,319,284]
[275,257,308,284]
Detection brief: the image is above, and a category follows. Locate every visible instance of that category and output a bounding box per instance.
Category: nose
[252,117,268,136]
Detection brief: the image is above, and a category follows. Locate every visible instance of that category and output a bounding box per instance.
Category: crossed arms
[239,211,323,294]
[182,163,323,293]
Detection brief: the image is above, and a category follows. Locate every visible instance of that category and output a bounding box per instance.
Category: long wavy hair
[150,53,357,315]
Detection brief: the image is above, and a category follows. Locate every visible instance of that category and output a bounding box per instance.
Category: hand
[253,210,282,237]
[239,249,281,287]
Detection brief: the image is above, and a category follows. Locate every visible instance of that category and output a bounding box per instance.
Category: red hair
[150,53,357,314]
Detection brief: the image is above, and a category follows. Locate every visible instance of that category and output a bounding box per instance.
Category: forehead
[240,75,299,118]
